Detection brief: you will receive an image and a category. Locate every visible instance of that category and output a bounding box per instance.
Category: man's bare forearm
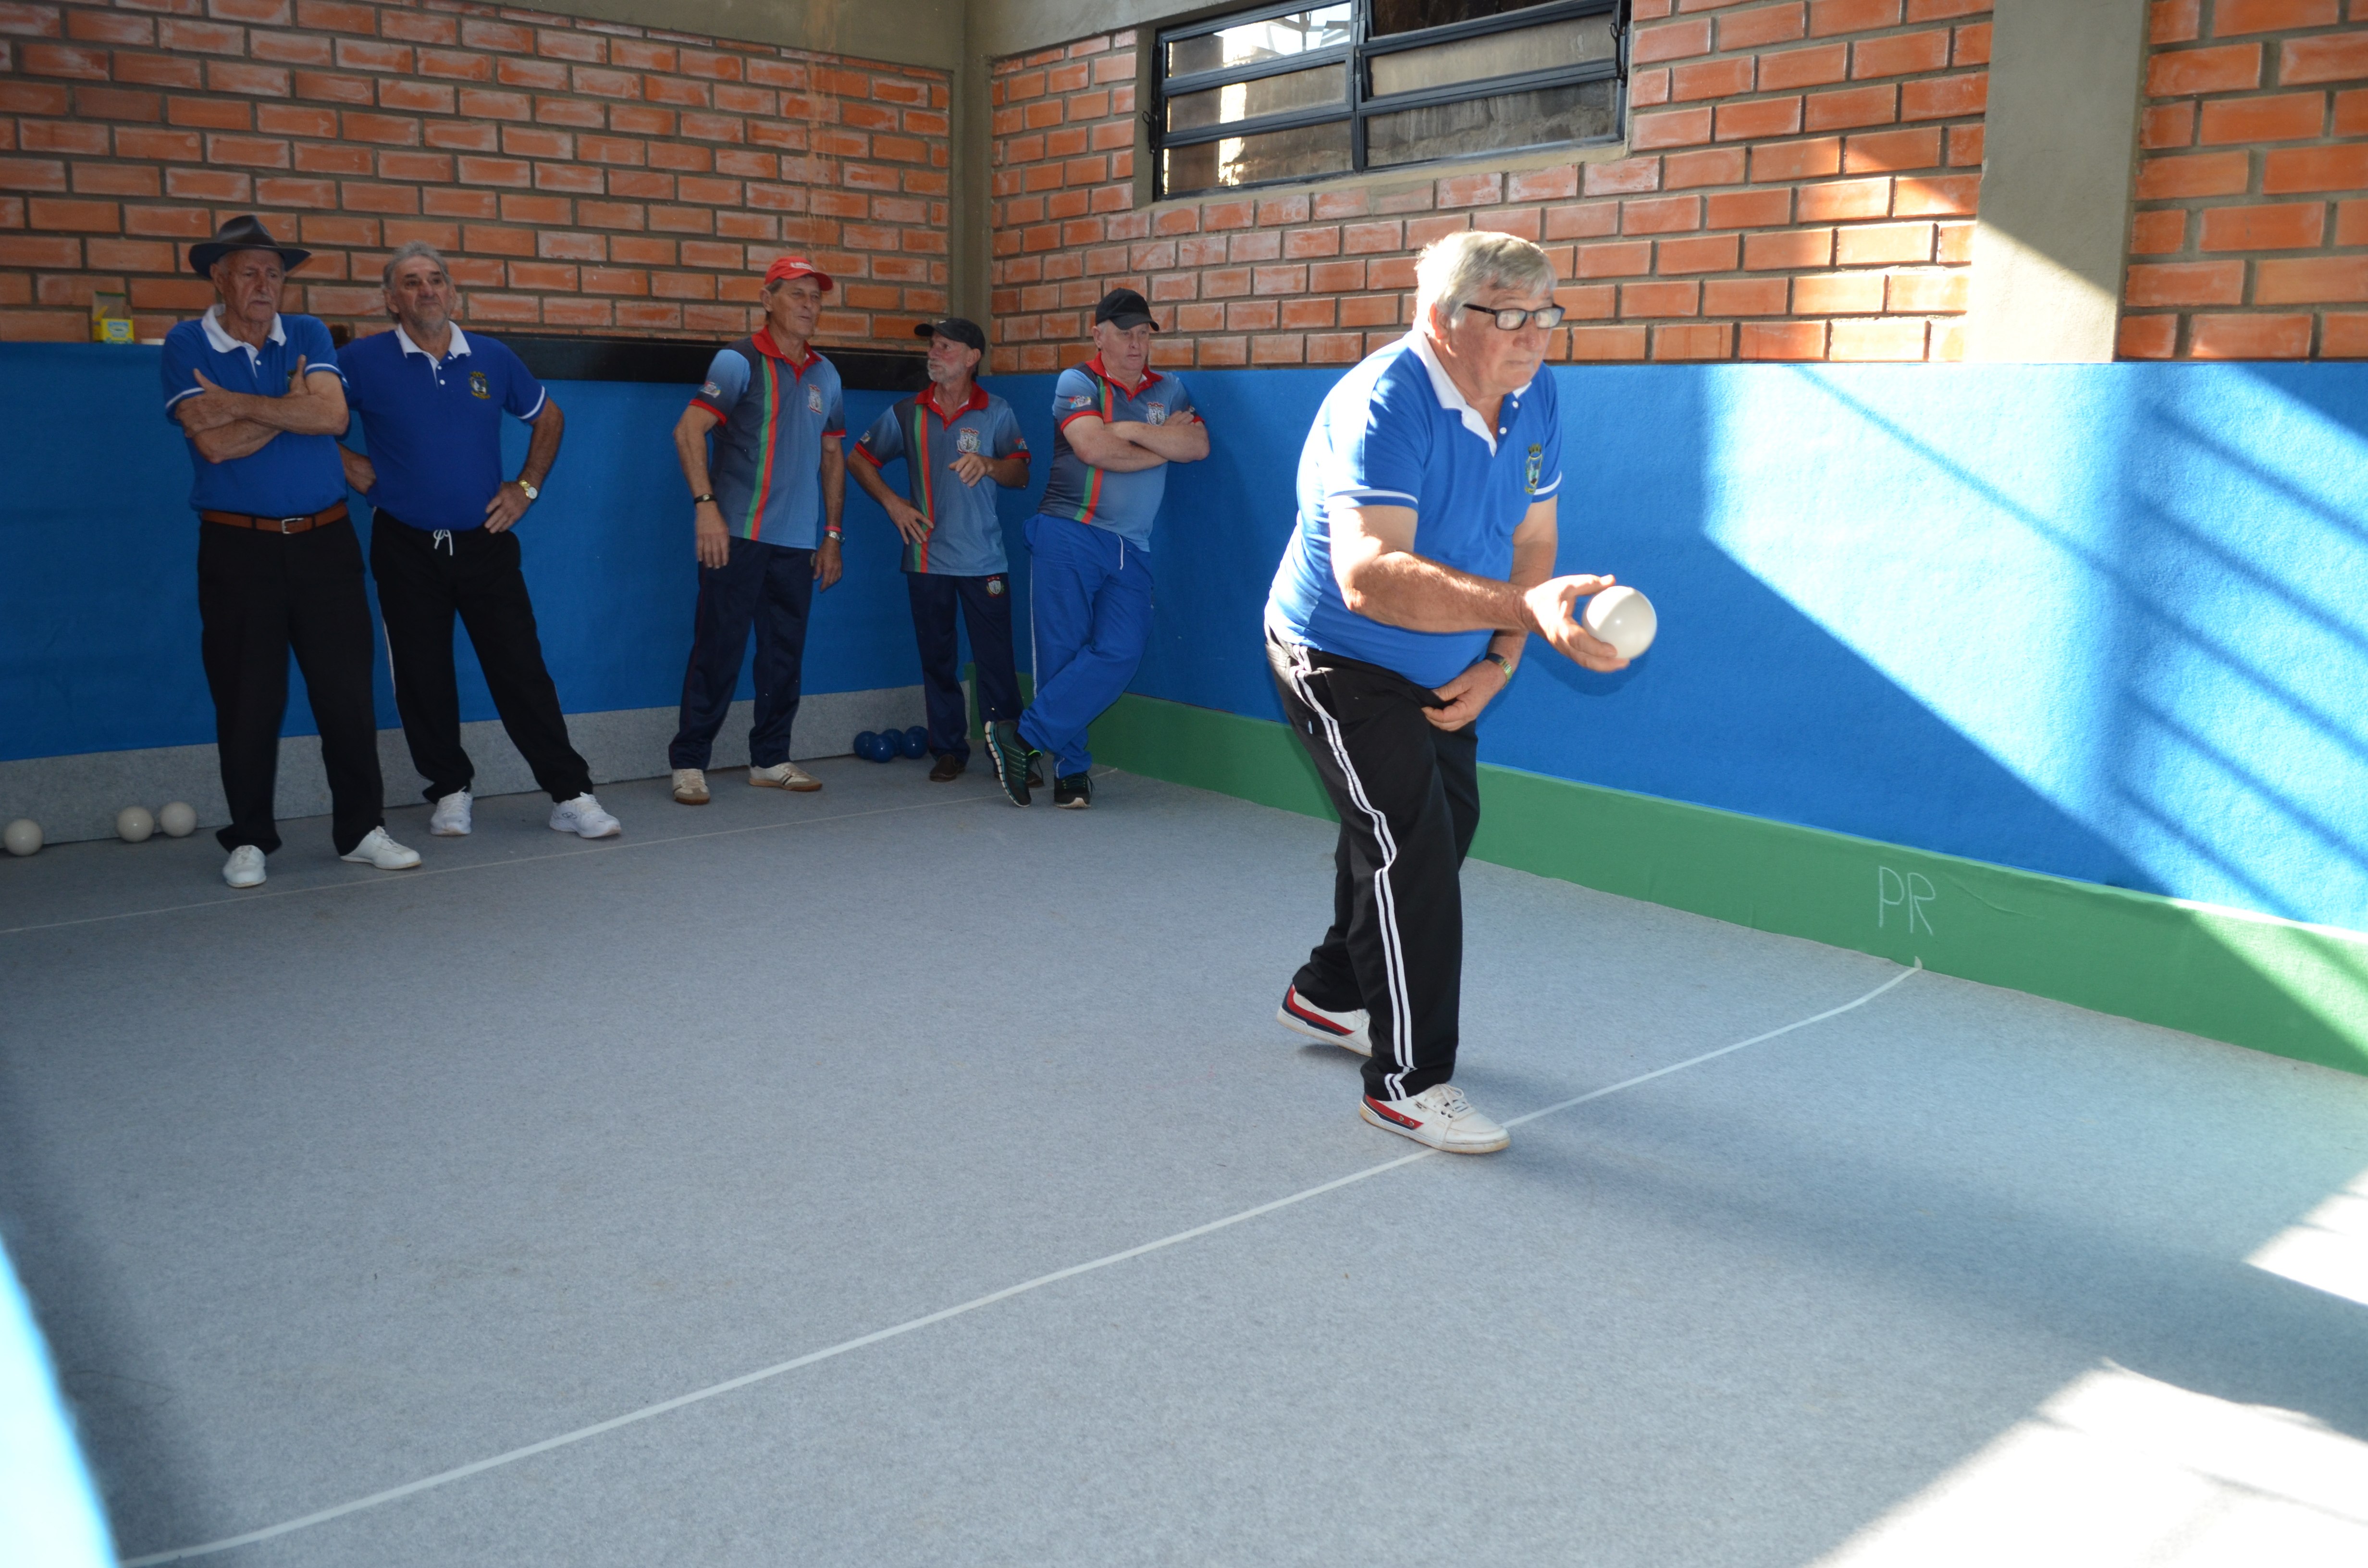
[1344,551,1529,635]
[1116,419,1207,462]
[214,383,345,435]
[988,454,1030,487]
[821,446,844,531]
[521,403,564,489]
[192,419,282,464]
[847,453,904,514]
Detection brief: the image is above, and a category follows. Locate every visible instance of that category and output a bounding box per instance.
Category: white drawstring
[432,529,453,555]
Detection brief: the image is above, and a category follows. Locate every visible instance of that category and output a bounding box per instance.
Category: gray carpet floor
[3,760,2366,1566]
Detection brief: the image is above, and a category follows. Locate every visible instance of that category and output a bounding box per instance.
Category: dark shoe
[986,721,1037,807]
[1028,760,1044,788]
[1053,772,1093,809]
[929,753,965,783]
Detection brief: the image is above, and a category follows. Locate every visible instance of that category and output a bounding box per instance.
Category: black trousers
[196,515,386,857]
[1268,626,1481,1103]
[669,536,815,771]
[370,513,592,804]
[907,570,1019,762]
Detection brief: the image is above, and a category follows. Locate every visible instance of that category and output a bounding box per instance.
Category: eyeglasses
[1459,302,1567,330]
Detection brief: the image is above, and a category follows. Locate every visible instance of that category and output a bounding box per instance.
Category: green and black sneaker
[1053,772,1093,809]
[986,720,1039,807]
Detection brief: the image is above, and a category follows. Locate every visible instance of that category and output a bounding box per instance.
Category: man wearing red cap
[666,256,847,804]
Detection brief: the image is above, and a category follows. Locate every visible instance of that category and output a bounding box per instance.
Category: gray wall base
[0,687,929,846]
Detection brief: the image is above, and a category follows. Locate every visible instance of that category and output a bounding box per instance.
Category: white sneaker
[222,845,266,889]
[550,793,621,838]
[428,789,472,836]
[750,760,821,792]
[1277,986,1372,1057]
[339,826,422,870]
[672,767,709,805]
[1360,1084,1509,1154]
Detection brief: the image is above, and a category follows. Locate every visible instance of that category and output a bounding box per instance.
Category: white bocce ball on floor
[117,806,156,844]
[4,818,44,857]
[1582,585,1658,661]
[158,801,197,838]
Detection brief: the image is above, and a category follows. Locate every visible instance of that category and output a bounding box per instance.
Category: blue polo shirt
[689,331,844,548]
[852,384,1028,576]
[340,324,546,531]
[1267,331,1563,689]
[160,306,347,516]
[1039,357,1197,550]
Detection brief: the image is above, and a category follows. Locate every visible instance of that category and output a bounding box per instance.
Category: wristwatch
[1484,653,1516,682]
[517,480,539,502]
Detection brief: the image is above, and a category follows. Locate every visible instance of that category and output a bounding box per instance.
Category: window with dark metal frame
[1153,0,1629,201]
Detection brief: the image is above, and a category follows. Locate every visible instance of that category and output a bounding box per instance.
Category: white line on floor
[0,791,999,939]
[119,960,1920,1567]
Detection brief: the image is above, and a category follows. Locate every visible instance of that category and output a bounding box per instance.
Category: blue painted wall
[0,344,926,762]
[986,362,2368,935]
[7,344,2364,933]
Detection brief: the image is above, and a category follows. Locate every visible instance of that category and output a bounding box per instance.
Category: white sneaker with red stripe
[1360,1084,1509,1154]
[1276,986,1371,1057]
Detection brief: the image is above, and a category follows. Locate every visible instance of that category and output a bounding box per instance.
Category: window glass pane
[1167,64,1347,132]
[1369,0,1559,38]
[1369,15,1615,97]
[1166,5,1353,78]
[1163,119,1354,196]
[1365,78,1616,167]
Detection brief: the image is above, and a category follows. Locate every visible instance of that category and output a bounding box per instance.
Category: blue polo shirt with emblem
[851,384,1028,577]
[340,323,547,531]
[689,330,844,549]
[1267,331,1563,689]
[160,306,347,516]
[1039,356,1197,550]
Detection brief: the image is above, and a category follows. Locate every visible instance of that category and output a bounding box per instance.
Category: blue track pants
[1017,514,1152,778]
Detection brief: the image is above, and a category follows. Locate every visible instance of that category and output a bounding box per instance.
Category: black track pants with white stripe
[1268,627,1481,1103]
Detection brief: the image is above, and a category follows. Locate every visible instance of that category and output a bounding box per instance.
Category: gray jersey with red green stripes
[689,333,844,547]
[853,386,1027,576]
[1039,357,1196,550]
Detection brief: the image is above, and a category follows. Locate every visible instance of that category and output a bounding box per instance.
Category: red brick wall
[0,0,950,345]
[989,0,1991,374]
[2121,0,2368,358]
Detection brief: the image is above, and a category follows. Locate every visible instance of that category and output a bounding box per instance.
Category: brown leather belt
[200,501,349,534]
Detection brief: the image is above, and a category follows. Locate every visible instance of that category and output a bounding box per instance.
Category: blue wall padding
[0,344,923,760]
[8,345,2366,932]
[985,362,2368,934]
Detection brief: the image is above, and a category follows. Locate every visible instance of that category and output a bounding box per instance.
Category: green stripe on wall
[1087,693,2368,1077]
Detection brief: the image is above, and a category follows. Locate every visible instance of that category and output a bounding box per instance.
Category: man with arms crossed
[847,317,1031,781]
[162,214,419,889]
[983,288,1208,808]
[1266,231,1629,1154]
[667,256,846,805]
[338,242,621,841]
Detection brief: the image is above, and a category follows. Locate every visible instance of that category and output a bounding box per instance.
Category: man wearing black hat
[161,214,418,889]
[847,318,1031,780]
[983,287,1208,808]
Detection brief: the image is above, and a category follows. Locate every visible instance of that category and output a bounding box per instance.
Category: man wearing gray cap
[848,318,1031,780]
[983,288,1208,808]
[160,213,419,888]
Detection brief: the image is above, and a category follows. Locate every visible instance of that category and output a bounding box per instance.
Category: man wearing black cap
[161,214,418,889]
[848,318,1031,779]
[983,287,1208,808]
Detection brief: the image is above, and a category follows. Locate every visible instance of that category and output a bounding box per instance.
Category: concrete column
[1963,0,2153,363]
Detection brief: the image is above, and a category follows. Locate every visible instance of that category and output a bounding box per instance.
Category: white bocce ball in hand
[118,806,156,843]
[2,818,40,857]
[158,801,197,838]
[1582,585,1658,661]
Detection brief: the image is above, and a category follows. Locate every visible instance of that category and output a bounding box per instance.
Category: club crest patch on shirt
[1524,444,1543,494]
[1145,403,1167,425]
[986,575,1005,595]
[807,384,824,414]
[956,427,981,454]
[469,371,490,400]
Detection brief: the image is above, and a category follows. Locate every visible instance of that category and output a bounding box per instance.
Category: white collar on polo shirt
[395,321,470,359]
[200,304,286,360]
[1408,324,1533,456]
